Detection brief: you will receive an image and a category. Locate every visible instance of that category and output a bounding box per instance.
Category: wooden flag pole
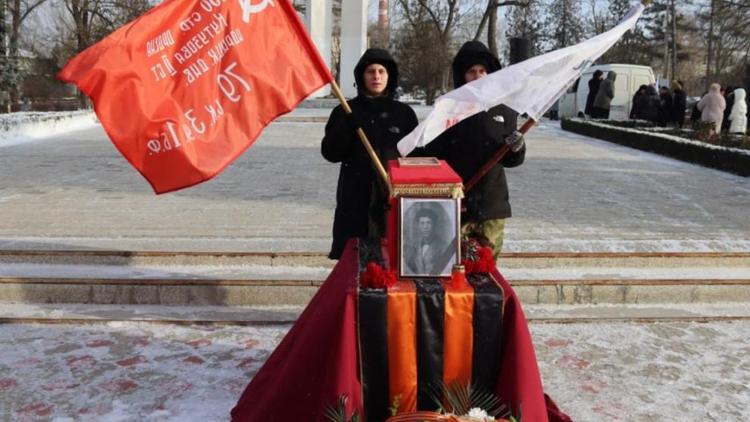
[329,79,392,196]
[464,118,536,193]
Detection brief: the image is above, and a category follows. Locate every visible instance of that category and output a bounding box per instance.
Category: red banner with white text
[59,0,332,194]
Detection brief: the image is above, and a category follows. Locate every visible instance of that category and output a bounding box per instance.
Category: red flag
[58,0,332,194]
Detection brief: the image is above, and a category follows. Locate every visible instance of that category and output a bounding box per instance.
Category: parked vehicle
[558,64,656,120]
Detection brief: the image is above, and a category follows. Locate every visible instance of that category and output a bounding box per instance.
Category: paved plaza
[0,107,748,253]
[0,320,748,421]
[1,108,749,421]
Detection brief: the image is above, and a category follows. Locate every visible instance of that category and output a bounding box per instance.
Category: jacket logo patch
[389,126,400,134]
[380,112,389,118]
[493,115,505,123]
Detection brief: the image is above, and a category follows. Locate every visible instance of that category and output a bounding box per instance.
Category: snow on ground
[0,322,288,421]
[0,320,748,421]
[0,111,99,148]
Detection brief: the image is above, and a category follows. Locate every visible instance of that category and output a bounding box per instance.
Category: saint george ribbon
[58,0,332,194]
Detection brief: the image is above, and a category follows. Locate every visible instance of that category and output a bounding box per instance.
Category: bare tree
[393,0,461,104]
[7,0,46,56]
[699,0,750,87]
[473,0,527,57]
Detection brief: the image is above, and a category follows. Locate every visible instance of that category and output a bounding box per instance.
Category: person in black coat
[722,86,735,133]
[630,84,649,119]
[642,85,660,123]
[585,70,604,117]
[670,80,687,128]
[419,41,525,258]
[657,86,673,127]
[321,49,418,259]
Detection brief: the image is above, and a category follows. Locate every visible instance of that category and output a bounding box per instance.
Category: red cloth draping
[231,240,571,421]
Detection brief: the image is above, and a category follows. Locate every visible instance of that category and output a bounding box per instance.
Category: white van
[558,64,656,120]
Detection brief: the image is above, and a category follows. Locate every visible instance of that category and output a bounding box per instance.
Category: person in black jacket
[420,41,525,259]
[657,86,673,127]
[670,80,687,128]
[321,49,418,259]
[630,84,648,119]
[585,70,604,117]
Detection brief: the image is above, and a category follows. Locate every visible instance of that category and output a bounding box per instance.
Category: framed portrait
[399,197,461,278]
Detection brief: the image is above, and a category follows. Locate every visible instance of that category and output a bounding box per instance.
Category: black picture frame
[399,197,460,278]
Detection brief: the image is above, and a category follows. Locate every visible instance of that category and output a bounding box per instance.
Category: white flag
[397,3,645,157]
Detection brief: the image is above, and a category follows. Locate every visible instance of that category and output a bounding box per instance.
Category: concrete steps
[1,303,749,327]
[0,250,747,311]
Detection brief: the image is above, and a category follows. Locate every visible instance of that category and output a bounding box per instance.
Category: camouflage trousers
[461,218,506,260]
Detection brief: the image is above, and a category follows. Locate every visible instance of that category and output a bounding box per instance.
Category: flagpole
[329,79,392,196]
[464,118,536,193]
[466,0,651,193]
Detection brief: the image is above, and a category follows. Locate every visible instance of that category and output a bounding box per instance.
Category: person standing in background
[657,86,673,127]
[697,83,727,135]
[592,71,616,119]
[585,70,604,118]
[670,80,687,128]
[728,88,747,134]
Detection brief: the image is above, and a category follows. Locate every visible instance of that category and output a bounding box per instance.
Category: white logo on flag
[238,0,275,23]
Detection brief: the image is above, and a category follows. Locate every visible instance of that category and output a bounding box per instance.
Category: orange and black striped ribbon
[386,280,418,413]
[469,273,505,393]
[358,288,390,421]
[415,280,444,410]
[443,280,475,388]
[358,276,504,419]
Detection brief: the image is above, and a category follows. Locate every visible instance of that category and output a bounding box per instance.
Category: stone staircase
[0,249,748,325]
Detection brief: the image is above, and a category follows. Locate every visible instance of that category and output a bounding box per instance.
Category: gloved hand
[504,130,525,153]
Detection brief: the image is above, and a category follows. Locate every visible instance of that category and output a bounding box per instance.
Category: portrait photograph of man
[399,198,459,278]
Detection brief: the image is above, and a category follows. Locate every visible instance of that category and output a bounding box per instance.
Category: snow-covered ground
[0,113,748,253]
[0,111,98,147]
[0,110,748,421]
[0,320,748,421]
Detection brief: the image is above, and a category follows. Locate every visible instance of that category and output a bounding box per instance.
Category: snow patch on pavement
[0,111,99,148]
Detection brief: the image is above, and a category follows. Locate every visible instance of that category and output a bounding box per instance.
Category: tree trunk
[474,0,492,41]
[671,0,677,81]
[487,3,497,57]
[0,0,6,58]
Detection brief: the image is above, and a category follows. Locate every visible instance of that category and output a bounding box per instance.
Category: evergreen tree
[542,0,585,50]
[600,0,654,65]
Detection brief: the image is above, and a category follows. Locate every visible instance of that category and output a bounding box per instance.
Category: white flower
[466,407,491,420]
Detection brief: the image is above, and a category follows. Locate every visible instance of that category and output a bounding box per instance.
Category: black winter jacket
[585,77,602,116]
[421,104,525,222]
[322,96,417,259]
[418,41,524,223]
[671,89,687,126]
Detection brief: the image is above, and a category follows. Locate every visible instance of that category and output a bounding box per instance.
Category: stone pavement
[1,107,749,421]
[0,320,748,421]
[0,107,748,252]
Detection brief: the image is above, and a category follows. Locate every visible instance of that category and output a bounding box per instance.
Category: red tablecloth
[231,240,571,421]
